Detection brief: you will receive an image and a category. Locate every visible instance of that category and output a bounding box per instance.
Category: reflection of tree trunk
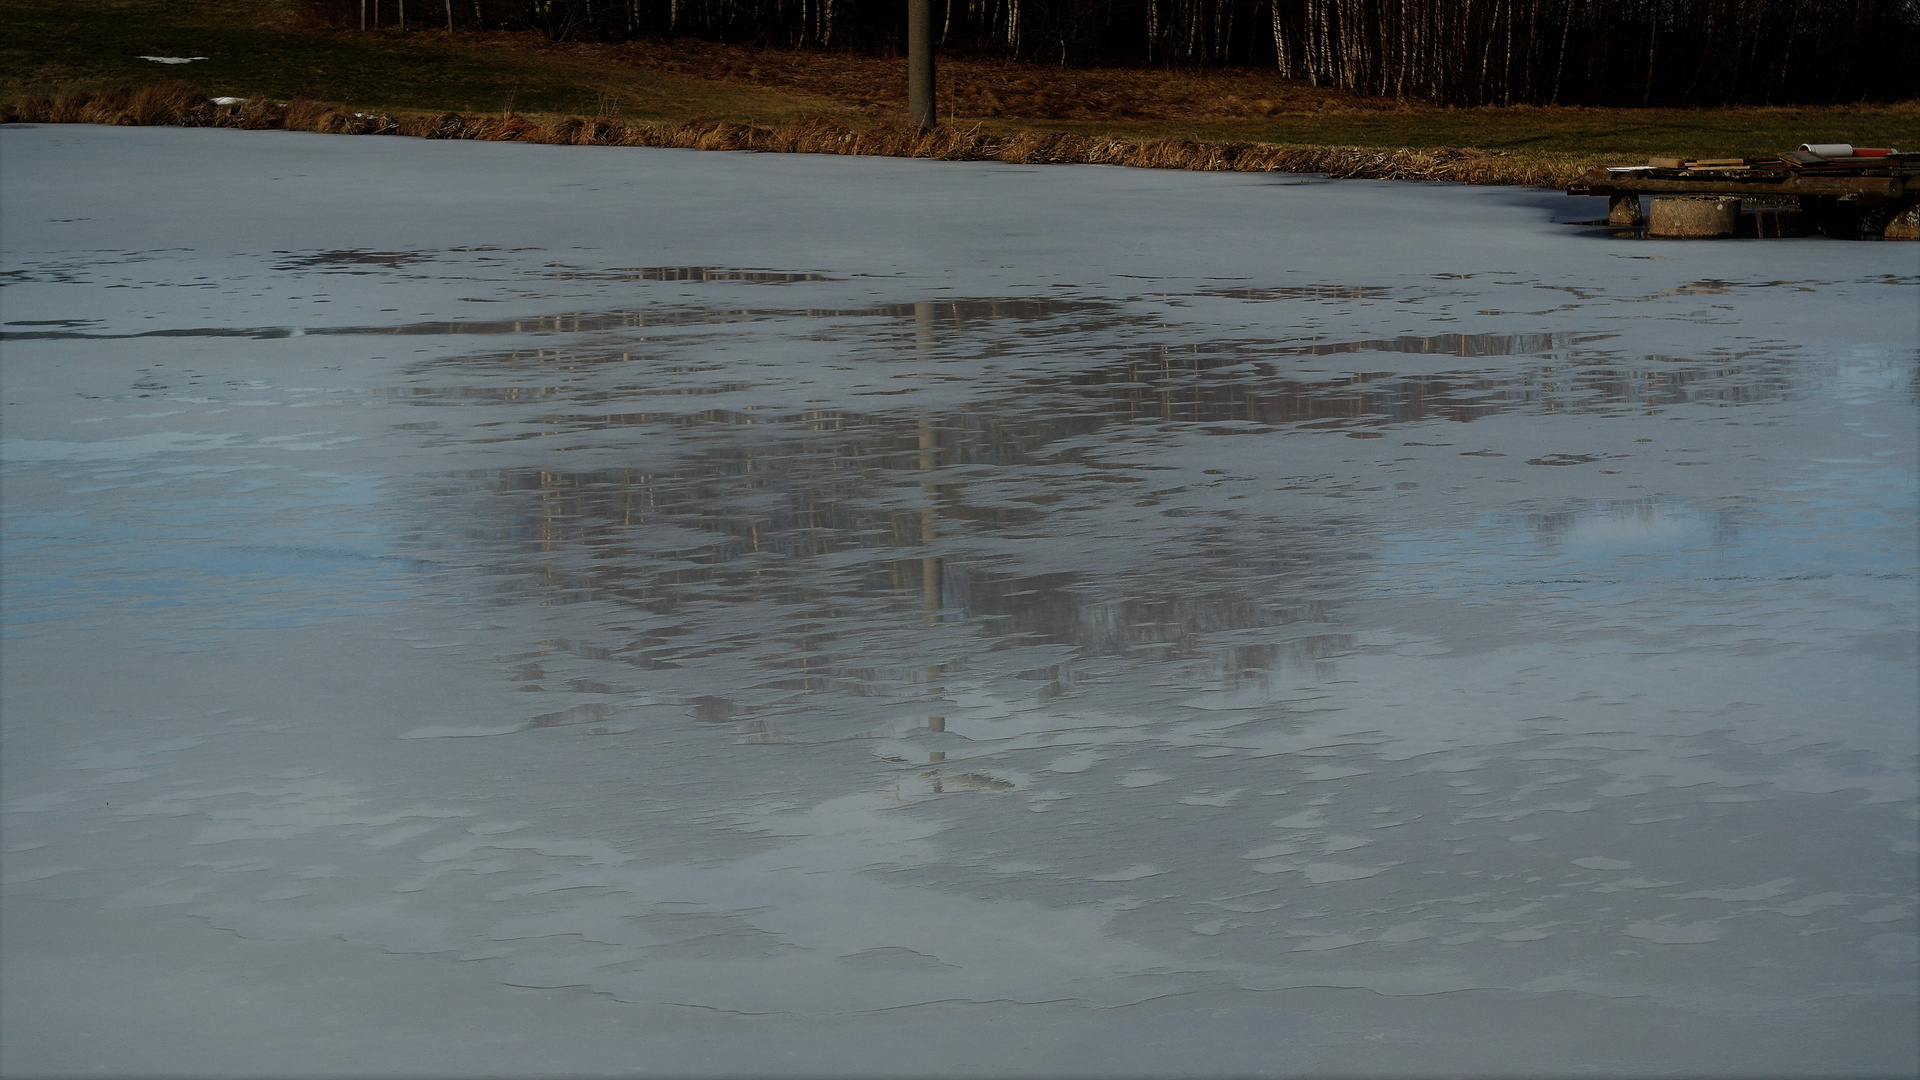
[914,304,944,626]
[915,303,946,767]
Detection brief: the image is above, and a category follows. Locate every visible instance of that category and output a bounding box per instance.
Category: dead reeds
[0,85,1587,188]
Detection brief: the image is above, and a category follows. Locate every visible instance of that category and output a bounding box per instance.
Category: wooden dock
[1567,148,1918,238]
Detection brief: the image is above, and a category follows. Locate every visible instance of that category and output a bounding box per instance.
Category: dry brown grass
[1,84,1584,186]
[570,37,1388,122]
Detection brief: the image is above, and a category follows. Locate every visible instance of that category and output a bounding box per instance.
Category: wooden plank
[1570,174,1905,197]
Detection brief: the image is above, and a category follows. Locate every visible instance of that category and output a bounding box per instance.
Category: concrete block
[1649,196,1740,238]
[1883,204,1920,241]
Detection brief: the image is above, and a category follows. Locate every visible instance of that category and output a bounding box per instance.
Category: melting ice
[2,125,1915,1076]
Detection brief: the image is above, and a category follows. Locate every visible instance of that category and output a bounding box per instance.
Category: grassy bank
[4,0,1916,185]
[3,86,1579,186]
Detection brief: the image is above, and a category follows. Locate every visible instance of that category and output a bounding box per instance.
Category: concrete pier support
[1882,203,1920,240]
[1608,193,1646,226]
[1649,196,1741,238]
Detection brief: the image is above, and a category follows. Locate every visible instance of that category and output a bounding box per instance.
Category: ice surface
[2,125,1916,1076]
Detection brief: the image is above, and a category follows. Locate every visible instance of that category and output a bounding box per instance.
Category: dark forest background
[318,0,1920,106]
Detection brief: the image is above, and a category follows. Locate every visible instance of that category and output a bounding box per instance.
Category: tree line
[312,0,1920,106]
[1267,0,1919,105]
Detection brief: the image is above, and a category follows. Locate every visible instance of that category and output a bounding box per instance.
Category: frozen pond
[2,124,1915,1076]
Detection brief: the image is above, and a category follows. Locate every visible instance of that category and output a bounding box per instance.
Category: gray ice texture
[1,124,1915,1077]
